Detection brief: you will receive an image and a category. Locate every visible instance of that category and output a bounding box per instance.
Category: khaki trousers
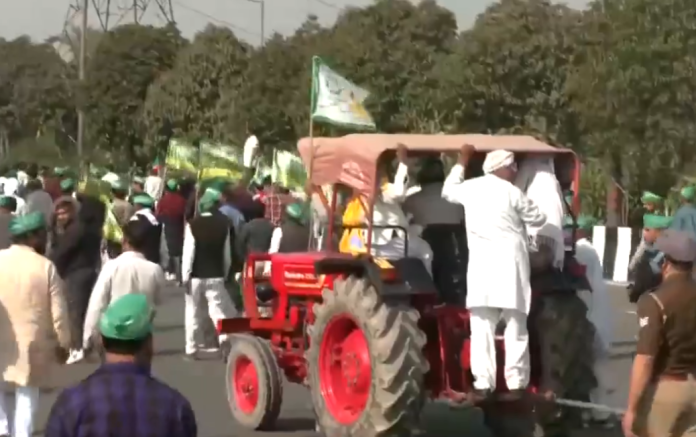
[635,376,696,437]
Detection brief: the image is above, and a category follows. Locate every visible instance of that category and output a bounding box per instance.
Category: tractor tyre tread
[225,334,283,430]
[307,276,429,437]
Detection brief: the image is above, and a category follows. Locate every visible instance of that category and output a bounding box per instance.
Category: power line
[313,0,340,9]
[172,0,260,38]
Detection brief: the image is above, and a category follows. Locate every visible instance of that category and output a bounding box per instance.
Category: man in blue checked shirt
[45,294,197,437]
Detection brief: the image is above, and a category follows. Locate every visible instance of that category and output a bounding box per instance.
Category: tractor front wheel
[225,334,283,430]
[307,276,429,437]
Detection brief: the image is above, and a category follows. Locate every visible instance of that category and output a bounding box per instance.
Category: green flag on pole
[310,56,376,130]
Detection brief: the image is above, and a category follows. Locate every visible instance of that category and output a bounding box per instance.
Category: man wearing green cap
[641,191,664,213]
[59,178,76,197]
[629,214,674,304]
[267,202,311,255]
[670,186,696,243]
[182,187,237,360]
[570,214,615,424]
[0,212,71,437]
[130,193,168,267]
[45,294,197,437]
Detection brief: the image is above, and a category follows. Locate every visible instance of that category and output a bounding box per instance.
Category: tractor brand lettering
[284,271,317,281]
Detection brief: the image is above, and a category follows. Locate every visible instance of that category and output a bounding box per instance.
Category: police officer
[623,229,696,437]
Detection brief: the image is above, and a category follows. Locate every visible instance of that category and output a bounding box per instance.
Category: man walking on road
[182,188,237,360]
[45,294,197,437]
[82,220,166,352]
[0,212,71,437]
[441,145,546,399]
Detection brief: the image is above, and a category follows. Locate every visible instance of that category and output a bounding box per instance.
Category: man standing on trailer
[442,144,546,399]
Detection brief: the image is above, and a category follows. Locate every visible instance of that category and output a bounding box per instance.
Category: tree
[568,0,696,225]
[143,25,251,149]
[428,0,582,142]
[83,23,184,167]
[327,0,458,132]
[215,15,333,150]
[0,36,75,157]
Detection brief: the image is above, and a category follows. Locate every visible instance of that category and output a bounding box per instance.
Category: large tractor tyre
[533,292,597,436]
[225,334,283,430]
[307,276,429,437]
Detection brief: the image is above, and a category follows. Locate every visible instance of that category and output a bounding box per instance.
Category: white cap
[482,150,514,174]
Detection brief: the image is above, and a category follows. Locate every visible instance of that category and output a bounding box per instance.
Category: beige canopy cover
[297,133,575,196]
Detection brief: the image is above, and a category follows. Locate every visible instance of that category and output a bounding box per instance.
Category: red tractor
[218,134,596,437]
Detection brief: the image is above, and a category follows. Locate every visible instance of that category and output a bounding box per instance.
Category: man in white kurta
[442,146,546,396]
[573,215,614,422]
[82,220,166,351]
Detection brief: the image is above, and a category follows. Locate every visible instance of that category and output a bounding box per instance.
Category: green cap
[54,167,68,176]
[285,202,308,224]
[132,176,145,185]
[641,191,663,204]
[98,294,153,341]
[681,186,696,201]
[9,212,45,236]
[198,188,221,213]
[110,179,127,191]
[131,194,154,208]
[60,178,75,191]
[576,214,598,230]
[643,213,673,229]
[166,179,178,190]
[0,196,14,209]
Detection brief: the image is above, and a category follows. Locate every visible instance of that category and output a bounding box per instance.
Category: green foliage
[5,0,696,223]
[83,24,184,165]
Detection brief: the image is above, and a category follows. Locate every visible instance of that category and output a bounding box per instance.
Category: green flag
[310,56,376,130]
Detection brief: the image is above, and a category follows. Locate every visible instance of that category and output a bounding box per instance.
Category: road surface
[31,283,636,437]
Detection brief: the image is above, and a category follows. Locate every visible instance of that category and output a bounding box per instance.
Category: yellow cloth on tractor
[339,196,392,269]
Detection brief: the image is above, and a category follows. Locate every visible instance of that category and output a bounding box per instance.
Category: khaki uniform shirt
[636,272,696,376]
[0,245,70,387]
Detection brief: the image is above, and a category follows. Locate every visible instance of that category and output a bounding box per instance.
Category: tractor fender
[314,256,435,296]
[314,256,386,293]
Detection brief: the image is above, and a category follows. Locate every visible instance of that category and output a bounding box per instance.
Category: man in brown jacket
[0,211,71,437]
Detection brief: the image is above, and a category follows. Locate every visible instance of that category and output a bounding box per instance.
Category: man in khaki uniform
[0,212,71,437]
[624,229,696,437]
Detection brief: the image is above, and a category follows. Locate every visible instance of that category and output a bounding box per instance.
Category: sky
[1,0,590,44]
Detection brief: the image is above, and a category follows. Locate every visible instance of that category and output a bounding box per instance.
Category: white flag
[310,56,376,130]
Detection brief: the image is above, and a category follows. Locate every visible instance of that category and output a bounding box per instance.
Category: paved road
[31,283,636,437]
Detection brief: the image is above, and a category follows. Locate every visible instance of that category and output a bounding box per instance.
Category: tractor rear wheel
[307,276,429,437]
[225,334,283,430]
[533,291,597,436]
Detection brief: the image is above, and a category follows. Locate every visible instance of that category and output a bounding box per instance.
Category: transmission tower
[63,0,174,33]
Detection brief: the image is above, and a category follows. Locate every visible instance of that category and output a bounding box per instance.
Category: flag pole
[306,56,318,250]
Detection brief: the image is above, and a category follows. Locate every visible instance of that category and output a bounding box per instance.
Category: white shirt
[82,251,165,348]
[181,212,232,282]
[372,163,410,245]
[403,182,465,226]
[243,135,259,168]
[16,171,28,189]
[144,176,164,200]
[575,238,613,355]
[442,165,546,313]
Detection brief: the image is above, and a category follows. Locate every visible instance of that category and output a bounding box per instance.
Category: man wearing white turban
[442,145,546,399]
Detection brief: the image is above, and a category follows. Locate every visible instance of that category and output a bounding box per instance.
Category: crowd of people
[0,137,313,436]
[0,134,694,437]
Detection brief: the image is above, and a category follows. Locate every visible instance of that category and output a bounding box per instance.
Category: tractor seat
[255,283,277,303]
